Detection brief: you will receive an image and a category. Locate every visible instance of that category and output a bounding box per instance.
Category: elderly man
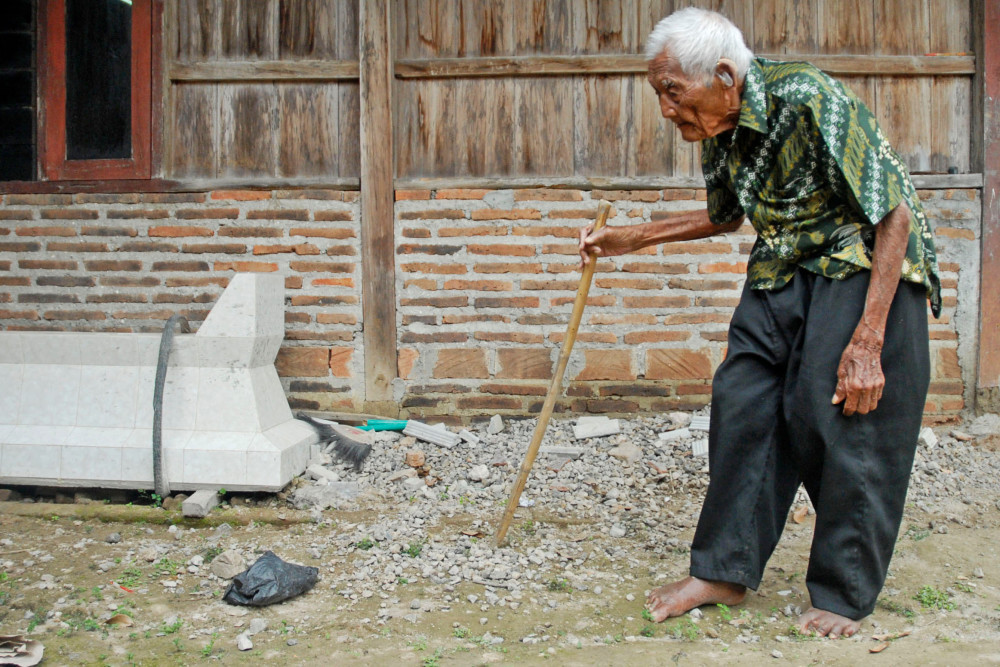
[579,8,940,638]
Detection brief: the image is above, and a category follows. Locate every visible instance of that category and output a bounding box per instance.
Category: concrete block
[182,489,221,518]
[658,427,691,443]
[572,416,620,439]
[539,446,585,459]
[689,415,710,431]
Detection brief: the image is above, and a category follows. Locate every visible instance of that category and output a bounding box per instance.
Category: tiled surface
[0,274,311,491]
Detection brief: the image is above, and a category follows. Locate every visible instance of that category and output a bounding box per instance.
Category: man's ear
[715,58,738,88]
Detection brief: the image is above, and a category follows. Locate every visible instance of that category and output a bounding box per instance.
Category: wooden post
[976,0,1000,412]
[359,0,398,415]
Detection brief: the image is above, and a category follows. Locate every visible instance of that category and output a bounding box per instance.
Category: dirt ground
[1,483,999,667]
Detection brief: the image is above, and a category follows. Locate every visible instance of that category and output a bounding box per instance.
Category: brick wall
[0,186,979,424]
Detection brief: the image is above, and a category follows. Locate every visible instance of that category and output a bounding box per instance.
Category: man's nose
[659,94,676,118]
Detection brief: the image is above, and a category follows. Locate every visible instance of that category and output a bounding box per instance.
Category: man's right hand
[578,224,638,269]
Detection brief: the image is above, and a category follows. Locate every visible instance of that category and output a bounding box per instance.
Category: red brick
[395,189,432,201]
[151,260,210,272]
[442,279,512,291]
[668,278,739,291]
[575,350,635,381]
[15,226,76,237]
[436,189,490,199]
[474,332,544,344]
[470,208,541,221]
[622,262,688,274]
[397,348,419,379]
[937,348,961,379]
[695,296,740,307]
[475,296,538,308]
[438,226,507,237]
[403,278,436,290]
[661,188,697,200]
[660,241,732,254]
[211,190,271,201]
[0,210,35,220]
[481,383,548,396]
[276,347,330,377]
[699,261,748,274]
[695,189,707,201]
[328,347,353,377]
[646,349,713,380]
[474,262,542,274]
[120,241,179,252]
[286,276,304,289]
[0,309,38,319]
[36,276,94,287]
[289,227,355,239]
[398,243,463,255]
[676,383,713,396]
[316,313,358,325]
[181,243,247,254]
[457,396,522,410]
[401,296,468,308]
[84,260,142,272]
[163,276,227,288]
[39,209,97,220]
[552,331,619,344]
[81,226,138,237]
[400,332,469,343]
[551,295,615,307]
[399,209,465,220]
[43,309,106,321]
[312,278,354,287]
[19,259,77,270]
[325,246,357,256]
[275,189,351,201]
[443,314,509,324]
[592,189,660,202]
[0,262,9,271]
[928,381,963,395]
[547,208,603,219]
[663,313,732,325]
[0,242,41,252]
[522,279,579,291]
[247,209,310,221]
[434,348,488,379]
[512,226,579,238]
[149,226,214,237]
[935,227,975,240]
[314,210,354,222]
[496,348,553,380]
[218,227,283,238]
[252,243,320,255]
[102,276,161,287]
[7,194,72,205]
[175,208,240,219]
[141,193,207,204]
[595,278,662,290]
[106,209,170,219]
[88,293,148,304]
[401,263,467,274]
[701,331,729,341]
[513,189,583,202]
[402,228,432,238]
[289,261,354,273]
[289,295,358,306]
[540,243,578,255]
[588,314,657,325]
[214,261,278,273]
[623,331,692,344]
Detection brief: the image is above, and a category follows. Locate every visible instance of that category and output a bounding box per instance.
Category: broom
[296,412,374,471]
[494,200,612,546]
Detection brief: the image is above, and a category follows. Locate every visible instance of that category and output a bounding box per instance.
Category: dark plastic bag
[222,551,319,606]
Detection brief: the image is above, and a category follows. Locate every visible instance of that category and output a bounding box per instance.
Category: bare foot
[645,576,746,622]
[796,607,861,638]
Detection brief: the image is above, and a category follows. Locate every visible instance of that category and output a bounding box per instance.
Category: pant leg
[689,281,803,589]
[785,274,930,619]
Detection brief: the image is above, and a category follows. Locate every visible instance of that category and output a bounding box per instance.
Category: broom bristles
[296,412,373,471]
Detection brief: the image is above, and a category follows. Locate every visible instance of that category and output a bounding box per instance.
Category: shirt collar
[737,59,768,134]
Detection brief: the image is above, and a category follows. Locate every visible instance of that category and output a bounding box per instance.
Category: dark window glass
[65,0,131,160]
[0,0,34,181]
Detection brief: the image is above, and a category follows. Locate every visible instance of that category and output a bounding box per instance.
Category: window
[38,0,155,181]
[0,0,35,181]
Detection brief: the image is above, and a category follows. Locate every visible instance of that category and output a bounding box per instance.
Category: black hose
[153,314,190,499]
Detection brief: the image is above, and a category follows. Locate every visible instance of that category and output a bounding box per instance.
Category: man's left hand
[832,326,885,416]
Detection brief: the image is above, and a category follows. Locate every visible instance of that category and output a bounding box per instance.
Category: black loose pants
[689,269,930,619]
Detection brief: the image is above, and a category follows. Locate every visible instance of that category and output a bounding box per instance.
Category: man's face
[647,50,736,142]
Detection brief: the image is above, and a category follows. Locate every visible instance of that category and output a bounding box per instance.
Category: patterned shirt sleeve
[702,143,744,225]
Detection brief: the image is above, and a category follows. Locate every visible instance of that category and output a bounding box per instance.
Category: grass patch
[914,586,955,611]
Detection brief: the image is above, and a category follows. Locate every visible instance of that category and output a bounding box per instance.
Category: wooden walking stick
[494,199,612,546]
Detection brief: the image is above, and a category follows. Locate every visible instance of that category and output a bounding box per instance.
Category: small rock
[973,567,984,578]
[210,551,246,580]
[468,465,490,482]
[237,634,253,651]
[488,415,505,435]
[287,639,298,647]
[405,450,425,468]
[609,525,626,538]
[689,608,703,620]
[772,649,783,659]
[609,442,642,465]
[105,533,122,544]
[410,599,422,610]
[402,477,425,492]
[918,427,939,449]
[247,618,268,636]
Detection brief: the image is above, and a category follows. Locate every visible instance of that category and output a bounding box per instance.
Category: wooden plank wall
[161,0,975,183]
[167,0,360,182]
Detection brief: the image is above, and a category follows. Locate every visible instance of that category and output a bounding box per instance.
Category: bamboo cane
[494,199,612,546]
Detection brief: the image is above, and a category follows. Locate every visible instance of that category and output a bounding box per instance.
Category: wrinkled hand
[832,327,885,416]
[578,224,637,269]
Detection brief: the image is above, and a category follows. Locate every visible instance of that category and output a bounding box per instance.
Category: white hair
[645,7,753,84]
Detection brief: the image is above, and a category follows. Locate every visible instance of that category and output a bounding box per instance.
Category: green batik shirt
[702,58,941,316]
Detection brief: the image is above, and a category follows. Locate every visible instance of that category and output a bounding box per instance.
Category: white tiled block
[198,274,284,339]
[134,366,156,428]
[195,336,257,368]
[166,335,201,368]
[122,428,154,484]
[2,443,61,479]
[0,333,24,364]
[61,443,122,482]
[0,424,13,441]
[6,424,74,446]
[77,366,139,428]
[78,334,138,367]
[160,367,200,430]
[135,334,164,367]
[250,366,292,433]
[20,364,81,426]
[22,333,82,366]
[194,368,257,432]
[0,364,23,425]
[245,441,283,488]
[125,428,190,485]
[183,433,252,486]
[264,419,317,450]
[250,335,283,367]
[67,426,134,447]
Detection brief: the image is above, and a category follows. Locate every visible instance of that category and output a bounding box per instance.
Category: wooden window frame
[39,0,157,181]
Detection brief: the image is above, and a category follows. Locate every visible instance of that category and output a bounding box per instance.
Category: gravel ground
[1,410,999,665]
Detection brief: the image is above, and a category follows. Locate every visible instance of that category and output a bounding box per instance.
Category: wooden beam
[394,53,975,79]
[359,0,397,411]
[976,0,1000,411]
[168,60,360,82]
